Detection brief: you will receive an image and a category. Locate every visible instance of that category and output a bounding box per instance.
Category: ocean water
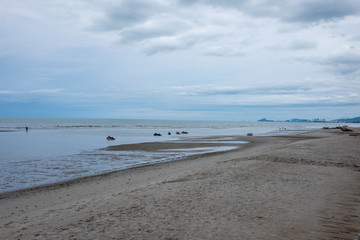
[1,117,356,193]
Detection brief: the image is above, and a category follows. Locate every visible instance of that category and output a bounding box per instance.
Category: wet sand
[1,128,360,239]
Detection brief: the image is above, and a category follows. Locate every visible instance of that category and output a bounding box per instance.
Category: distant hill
[331,117,360,123]
[258,118,274,122]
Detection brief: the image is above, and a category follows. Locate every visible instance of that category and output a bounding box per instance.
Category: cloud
[0,90,17,94]
[0,0,100,58]
[93,0,162,31]
[89,0,360,57]
[142,36,196,55]
[118,16,191,44]
[0,89,65,103]
[90,0,263,55]
[1,0,360,120]
[92,0,195,53]
[318,53,360,75]
[267,39,317,52]
[282,0,360,23]
[3,0,360,58]
[29,88,65,94]
[204,46,246,57]
[180,0,360,23]
[172,83,360,108]
[173,85,313,96]
[288,40,317,51]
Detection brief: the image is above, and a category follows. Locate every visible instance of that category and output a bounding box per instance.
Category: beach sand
[1,129,359,239]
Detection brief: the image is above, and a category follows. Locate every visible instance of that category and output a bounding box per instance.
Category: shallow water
[1,118,357,193]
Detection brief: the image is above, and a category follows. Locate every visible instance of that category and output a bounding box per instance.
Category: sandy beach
[1,128,359,240]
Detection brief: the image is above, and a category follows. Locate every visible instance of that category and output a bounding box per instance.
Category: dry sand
[1,128,360,239]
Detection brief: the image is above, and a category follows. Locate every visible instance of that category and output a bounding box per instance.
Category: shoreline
[0,127,316,195]
[0,135,250,197]
[1,128,359,239]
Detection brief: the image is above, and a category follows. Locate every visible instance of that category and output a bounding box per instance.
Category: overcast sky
[1,0,360,121]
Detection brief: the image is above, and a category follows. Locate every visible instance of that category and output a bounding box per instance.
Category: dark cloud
[92,0,195,53]
[178,0,245,8]
[178,0,360,23]
[90,0,360,55]
[288,40,317,51]
[283,0,360,23]
[119,26,173,44]
[320,53,360,75]
[93,0,161,31]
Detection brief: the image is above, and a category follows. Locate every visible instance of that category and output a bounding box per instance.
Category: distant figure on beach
[168,132,171,135]
[26,127,28,132]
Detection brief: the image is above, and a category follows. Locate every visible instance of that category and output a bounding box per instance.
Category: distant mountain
[331,117,360,123]
[258,118,274,122]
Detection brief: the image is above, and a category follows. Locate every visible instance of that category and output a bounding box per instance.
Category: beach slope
[1,129,359,239]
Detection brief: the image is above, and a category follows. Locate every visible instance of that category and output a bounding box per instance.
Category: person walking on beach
[26,126,28,132]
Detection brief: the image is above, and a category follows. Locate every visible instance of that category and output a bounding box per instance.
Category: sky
[1,0,360,121]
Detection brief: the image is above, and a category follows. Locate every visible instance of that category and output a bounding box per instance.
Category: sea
[1,117,357,193]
